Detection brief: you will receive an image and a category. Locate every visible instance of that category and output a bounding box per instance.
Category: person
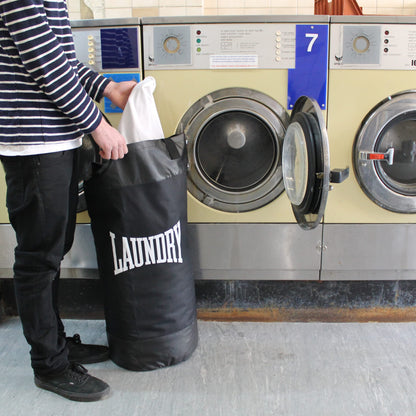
[0,0,137,402]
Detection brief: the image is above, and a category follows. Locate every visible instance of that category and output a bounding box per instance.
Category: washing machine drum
[177,88,289,212]
[354,90,416,213]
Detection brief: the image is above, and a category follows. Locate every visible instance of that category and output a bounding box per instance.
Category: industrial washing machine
[142,15,347,280]
[0,18,142,279]
[323,16,416,280]
[67,18,142,276]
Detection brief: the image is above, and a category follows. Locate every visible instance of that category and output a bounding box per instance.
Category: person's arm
[90,81,136,159]
[76,62,137,110]
[76,61,111,103]
[0,0,134,158]
[0,0,102,133]
[102,80,137,110]
[75,63,137,159]
[90,117,127,160]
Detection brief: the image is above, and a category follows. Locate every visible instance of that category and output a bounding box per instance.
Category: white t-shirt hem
[0,138,83,156]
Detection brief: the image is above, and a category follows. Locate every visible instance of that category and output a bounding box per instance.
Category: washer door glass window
[354,91,416,213]
[282,96,330,230]
[375,114,416,196]
[282,118,309,206]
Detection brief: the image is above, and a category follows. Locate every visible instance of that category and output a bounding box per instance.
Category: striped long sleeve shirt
[0,0,110,155]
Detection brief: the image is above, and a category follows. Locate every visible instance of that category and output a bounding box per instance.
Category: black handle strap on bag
[164,135,181,160]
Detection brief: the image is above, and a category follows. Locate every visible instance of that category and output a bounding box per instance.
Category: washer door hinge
[316,241,327,252]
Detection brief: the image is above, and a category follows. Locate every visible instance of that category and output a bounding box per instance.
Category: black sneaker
[34,363,110,402]
[66,333,110,364]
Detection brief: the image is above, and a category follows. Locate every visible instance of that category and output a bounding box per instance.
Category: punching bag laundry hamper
[84,133,198,371]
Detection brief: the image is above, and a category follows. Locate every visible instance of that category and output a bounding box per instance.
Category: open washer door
[283,96,349,230]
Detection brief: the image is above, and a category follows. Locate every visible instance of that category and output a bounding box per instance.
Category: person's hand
[90,116,128,160]
[103,80,137,110]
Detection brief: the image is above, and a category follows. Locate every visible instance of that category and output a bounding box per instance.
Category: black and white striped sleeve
[76,61,110,103]
[0,0,102,134]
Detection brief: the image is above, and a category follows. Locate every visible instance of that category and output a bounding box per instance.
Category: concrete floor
[1,316,416,415]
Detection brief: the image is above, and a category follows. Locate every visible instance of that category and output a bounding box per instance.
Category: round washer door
[354,90,416,213]
[282,96,331,230]
[177,88,289,212]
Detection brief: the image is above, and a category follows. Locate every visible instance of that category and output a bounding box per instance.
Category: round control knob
[353,35,370,53]
[163,36,181,54]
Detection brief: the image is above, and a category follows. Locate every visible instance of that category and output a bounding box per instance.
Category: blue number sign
[287,24,329,110]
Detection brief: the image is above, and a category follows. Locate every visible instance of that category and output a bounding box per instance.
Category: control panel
[72,26,140,72]
[72,25,141,113]
[143,23,300,70]
[330,24,416,69]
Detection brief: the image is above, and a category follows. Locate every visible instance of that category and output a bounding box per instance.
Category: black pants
[1,149,78,376]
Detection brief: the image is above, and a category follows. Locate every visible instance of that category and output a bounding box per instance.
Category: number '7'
[305,33,318,52]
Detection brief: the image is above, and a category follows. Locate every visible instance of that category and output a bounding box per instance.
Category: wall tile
[217,8,246,14]
[104,8,132,18]
[376,0,404,7]
[187,0,203,6]
[159,6,188,15]
[68,0,81,13]
[297,0,314,7]
[217,0,245,9]
[363,7,378,13]
[270,0,297,7]
[69,11,81,19]
[245,0,270,7]
[104,0,132,8]
[358,0,378,7]
[376,7,404,13]
[205,0,218,8]
[133,0,158,7]
[68,0,416,22]
[132,7,159,16]
[243,8,272,14]
[159,0,185,6]
[204,8,218,14]
[298,7,314,14]
[185,6,204,14]
[270,7,299,14]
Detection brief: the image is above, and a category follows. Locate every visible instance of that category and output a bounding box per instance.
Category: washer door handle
[359,148,394,165]
[329,167,349,183]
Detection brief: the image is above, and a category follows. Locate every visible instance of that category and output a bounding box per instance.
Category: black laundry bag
[84,133,198,371]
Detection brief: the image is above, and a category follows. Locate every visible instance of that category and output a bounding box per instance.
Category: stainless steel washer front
[354,90,416,213]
